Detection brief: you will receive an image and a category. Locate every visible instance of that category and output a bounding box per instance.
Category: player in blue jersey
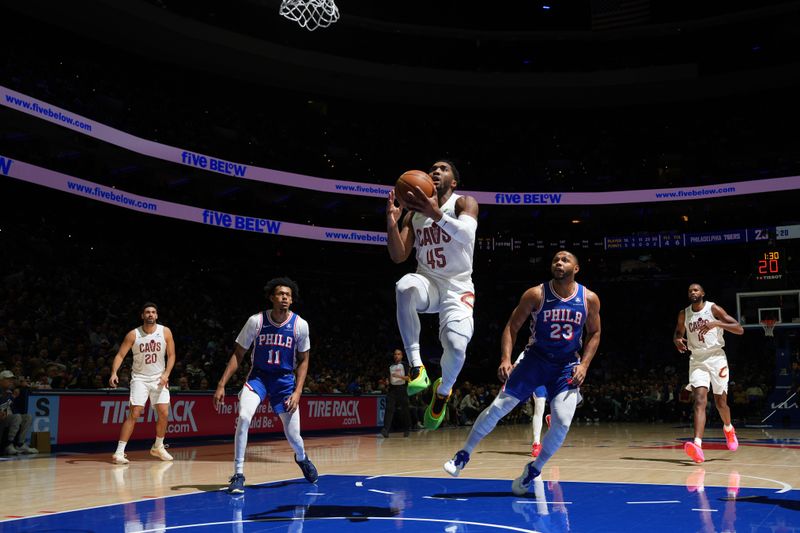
[444,251,601,496]
[214,277,318,494]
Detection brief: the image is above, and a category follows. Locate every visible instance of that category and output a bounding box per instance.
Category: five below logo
[100,400,198,431]
[0,157,12,176]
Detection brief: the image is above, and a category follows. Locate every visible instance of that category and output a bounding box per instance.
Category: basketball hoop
[279,0,339,31]
[761,319,777,337]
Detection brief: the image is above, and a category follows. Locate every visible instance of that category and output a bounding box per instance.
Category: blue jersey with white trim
[252,311,299,374]
[525,281,587,363]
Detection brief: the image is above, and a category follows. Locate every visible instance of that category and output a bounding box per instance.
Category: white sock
[407,347,423,369]
[724,424,733,432]
[154,436,164,448]
[115,441,127,455]
[694,437,702,447]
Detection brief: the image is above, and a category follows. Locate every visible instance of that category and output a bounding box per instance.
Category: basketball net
[761,319,777,337]
[279,0,340,31]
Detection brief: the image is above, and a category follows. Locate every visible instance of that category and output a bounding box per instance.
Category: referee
[381,348,412,438]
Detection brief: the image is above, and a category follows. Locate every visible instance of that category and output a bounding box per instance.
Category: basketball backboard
[736,290,800,329]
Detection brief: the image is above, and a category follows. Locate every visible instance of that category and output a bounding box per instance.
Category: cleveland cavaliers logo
[687,318,707,333]
[416,224,452,246]
[139,339,162,353]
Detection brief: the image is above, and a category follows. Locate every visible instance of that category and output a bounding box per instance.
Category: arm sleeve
[437,213,477,244]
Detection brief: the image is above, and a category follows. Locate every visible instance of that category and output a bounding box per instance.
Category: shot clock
[754,249,784,282]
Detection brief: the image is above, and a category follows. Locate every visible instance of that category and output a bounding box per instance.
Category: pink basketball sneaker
[531,443,542,458]
[723,426,739,451]
[684,441,705,463]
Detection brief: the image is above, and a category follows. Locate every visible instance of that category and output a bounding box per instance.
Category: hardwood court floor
[1,422,799,530]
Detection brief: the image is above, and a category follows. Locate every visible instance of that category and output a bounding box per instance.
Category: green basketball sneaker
[423,377,451,430]
[407,365,430,396]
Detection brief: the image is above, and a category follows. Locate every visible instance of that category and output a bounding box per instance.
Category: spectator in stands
[0,370,38,455]
[459,385,481,425]
[33,371,51,390]
[172,375,191,392]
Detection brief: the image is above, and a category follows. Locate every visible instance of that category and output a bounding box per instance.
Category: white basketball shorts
[688,350,730,395]
[404,272,475,333]
[130,375,171,406]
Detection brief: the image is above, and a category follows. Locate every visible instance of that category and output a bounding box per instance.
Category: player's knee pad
[237,389,261,424]
[441,319,473,354]
[279,411,305,449]
[485,392,519,422]
[550,389,579,430]
[442,331,468,356]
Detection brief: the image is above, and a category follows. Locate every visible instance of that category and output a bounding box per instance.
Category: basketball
[395,170,435,207]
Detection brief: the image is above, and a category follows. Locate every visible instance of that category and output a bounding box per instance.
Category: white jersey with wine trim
[685,301,725,355]
[411,193,474,283]
[131,324,167,378]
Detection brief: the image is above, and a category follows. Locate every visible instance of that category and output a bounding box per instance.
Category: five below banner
[27,393,382,445]
[4,84,800,204]
[1,155,388,246]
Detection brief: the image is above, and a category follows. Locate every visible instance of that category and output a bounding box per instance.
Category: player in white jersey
[387,159,479,430]
[673,283,743,463]
[109,302,176,464]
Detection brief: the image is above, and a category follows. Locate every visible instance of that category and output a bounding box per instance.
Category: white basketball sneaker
[511,461,541,496]
[444,450,470,477]
[150,445,173,461]
[112,453,130,464]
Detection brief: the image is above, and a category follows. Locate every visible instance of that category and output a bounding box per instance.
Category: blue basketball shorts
[503,351,578,402]
[244,371,295,415]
